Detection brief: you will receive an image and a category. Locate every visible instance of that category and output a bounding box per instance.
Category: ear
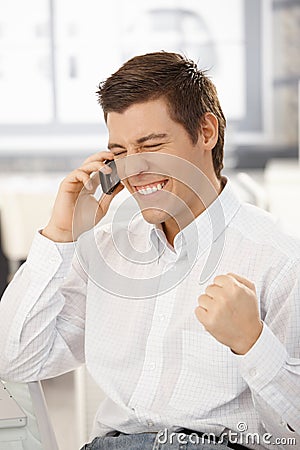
[199,113,218,150]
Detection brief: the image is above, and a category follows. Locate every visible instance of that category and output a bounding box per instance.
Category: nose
[117,152,150,180]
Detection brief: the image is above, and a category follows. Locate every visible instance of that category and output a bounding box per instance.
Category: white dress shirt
[0,178,299,449]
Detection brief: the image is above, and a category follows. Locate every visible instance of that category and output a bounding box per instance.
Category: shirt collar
[149,177,241,265]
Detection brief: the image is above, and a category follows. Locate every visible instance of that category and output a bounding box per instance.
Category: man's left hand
[195,273,263,355]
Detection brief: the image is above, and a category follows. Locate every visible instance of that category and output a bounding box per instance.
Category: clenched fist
[195,273,263,355]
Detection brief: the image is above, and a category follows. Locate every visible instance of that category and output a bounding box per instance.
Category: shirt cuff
[26,230,76,278]
[234,323,288,392]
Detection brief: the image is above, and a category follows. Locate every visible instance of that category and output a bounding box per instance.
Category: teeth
[137,181,166,195]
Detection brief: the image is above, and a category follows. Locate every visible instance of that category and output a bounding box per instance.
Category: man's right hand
[42,151,124,242]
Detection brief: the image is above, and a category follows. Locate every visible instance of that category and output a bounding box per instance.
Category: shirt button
[159,314,165,321]
[280,420,285,427]
[148,363,156,370]
[249,368,257,377]
[147,421,154,427]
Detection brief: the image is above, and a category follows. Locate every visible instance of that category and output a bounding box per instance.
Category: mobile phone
[99,159,121,195]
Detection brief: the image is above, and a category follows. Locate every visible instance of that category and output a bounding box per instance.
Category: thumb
[98,182,124,215]
[227,272,256,292]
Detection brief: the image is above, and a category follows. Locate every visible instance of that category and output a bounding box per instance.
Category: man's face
[106,98,210,228]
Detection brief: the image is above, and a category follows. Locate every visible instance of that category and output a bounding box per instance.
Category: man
[0,52,299,450]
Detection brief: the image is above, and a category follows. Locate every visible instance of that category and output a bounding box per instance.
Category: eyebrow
[108,133,169,150]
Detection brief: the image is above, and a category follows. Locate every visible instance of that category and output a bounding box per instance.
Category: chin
[140,208,170,225]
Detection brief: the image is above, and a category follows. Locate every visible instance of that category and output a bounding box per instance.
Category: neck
[162,176,223,247]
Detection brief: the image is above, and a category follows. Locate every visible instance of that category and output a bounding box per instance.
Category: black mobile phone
[99,159,121,195]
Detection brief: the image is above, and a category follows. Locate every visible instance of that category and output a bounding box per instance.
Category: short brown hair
[97,52,226,179]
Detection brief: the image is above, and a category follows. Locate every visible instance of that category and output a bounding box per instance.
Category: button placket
[128,286,177,411]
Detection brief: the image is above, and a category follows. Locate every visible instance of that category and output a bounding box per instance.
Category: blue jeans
[80,429,245,450]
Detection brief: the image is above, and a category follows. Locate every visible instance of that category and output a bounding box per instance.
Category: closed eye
[142,143,164,149]
[114,150,127,156]
[114,143,165,156]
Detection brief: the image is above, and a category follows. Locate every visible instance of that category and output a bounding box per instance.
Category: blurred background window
[2,0,298,164]
[0,0,52,124]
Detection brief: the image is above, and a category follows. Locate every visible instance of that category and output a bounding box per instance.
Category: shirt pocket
[168,330,246,417]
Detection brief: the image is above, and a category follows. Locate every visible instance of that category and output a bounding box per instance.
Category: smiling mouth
[134,179,169,196]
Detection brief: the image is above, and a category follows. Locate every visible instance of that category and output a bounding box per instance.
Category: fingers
[205,283,221,299]
[213,274,234,288]
[194,304,208,324]
[213,273,255,293]
[64,169,94,192]
[79,161,111,177]
[83,150,114,165]
[197,294,214,311]
[65,158,114,192]
[200,274,256,308]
